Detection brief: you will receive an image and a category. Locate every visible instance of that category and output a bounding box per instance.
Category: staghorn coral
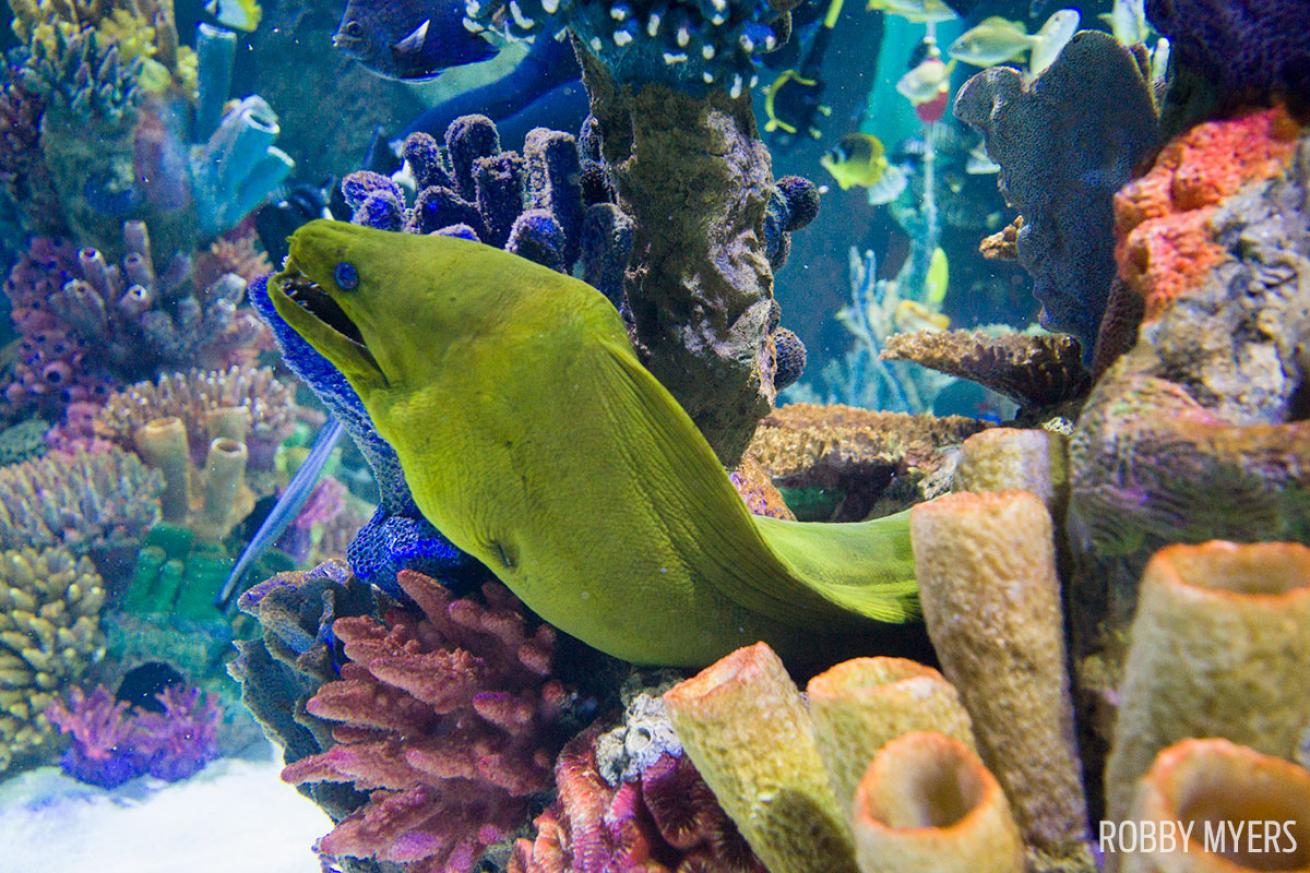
[45,684,141,787]
[954,31,1160,355]
[0,447,161,556]
[0,547,106,775]
[510,723,767,873]
[881,330,1090,412]
[746,403,989,521]
[131,683,222,781]
[17,26,142,123]
[93,365,294,471]
[852,732,1024,873]
[1067,115,1310,675]
[465,0,794,93]
[281,569,573,873]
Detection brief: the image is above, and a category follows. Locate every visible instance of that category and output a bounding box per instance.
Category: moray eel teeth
[270,255,387,388]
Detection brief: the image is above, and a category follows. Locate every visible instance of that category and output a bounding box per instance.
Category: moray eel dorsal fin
[269,220,919,667]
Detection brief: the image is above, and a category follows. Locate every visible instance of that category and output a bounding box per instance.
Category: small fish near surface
[333,0,498,81]
[949,9,1078,75]
[204,0,262,32]
[896,51,955,122]
[269,220,926,668]
[865,0,958,24]
[1100,0,1150,46]
[820,133,908,205]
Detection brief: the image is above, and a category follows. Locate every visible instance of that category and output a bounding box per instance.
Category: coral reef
[0,418,48,466]
[45,682,222,786]
[229,560,377,823]
[807,657,976,814]
[248,276,472,595]
[1146,0,1310,121]
[1120,739,1310,873]
[0,447,161,556]
[509,722,766,873]
[746,403,988,521]
[465,0,794,92]
[881,330,1090,413]
[93,365,294,471]
[280,569,573,873]
[0,80,61,235]
[798,248,954,414]
[910,491,1089,866]
[852,732,1024,873]
[954,31,1160,354]
[1102,541,1310,826]
[1068,114,1310,668]
[2,224,268,421]
[0,547,105,775]
[664,642,859,873]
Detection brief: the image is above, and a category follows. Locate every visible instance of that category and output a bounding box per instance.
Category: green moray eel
[269,220,922,667]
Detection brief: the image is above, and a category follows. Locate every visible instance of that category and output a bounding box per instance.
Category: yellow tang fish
[205,0,262,32]
[865,0,958,24]
[820,133,907,205]
[894,300,950,333]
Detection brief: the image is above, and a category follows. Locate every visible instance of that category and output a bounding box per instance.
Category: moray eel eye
[335,261,359,290]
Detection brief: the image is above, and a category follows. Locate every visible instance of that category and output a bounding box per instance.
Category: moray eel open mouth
[270,259,386,387]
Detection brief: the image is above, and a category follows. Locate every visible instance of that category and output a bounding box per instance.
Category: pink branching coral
[510,724,766,873]
[133,685,223,781]
[282,569,571,873]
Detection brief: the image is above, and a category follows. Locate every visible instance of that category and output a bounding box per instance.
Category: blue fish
[216,416,345,608]
[332,0,497,81]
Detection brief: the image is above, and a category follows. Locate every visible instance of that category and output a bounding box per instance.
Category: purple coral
[509,725,765,873]
[281,569,572,873]
[45,683,222,787]
[1147,0,1310,116]
[133,685,223,781]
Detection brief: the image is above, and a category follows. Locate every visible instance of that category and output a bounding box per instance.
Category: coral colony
[0,1,1309,873]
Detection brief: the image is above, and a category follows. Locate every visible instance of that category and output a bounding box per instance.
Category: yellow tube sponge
[808,657,976,814]
[197,436,250,541]
[0,547,105,774]
[853,731,1024,873]
[953,427,1070,517]
[1104,541,1310,826]
[664,642,859,873]
[1120,739,1310,873]
[910,490,1089,858]
[134,416,191,523]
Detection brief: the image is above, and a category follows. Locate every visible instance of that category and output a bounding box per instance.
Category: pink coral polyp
[283,570,569,873]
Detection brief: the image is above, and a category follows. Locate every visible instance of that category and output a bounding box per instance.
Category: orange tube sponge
[808,657,976,814]
[1104,541,1310,826]
[910,490,1088,857]
[852,731,1024,873]
[664,641,859,873]
[1119,739,1310,873]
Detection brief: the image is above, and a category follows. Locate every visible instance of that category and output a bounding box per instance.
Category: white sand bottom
[0,755,333,873]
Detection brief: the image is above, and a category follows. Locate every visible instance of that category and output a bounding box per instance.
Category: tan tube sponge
[663,641,859,873]
[1104,541,1310,825]
[197,436,249,541]
[910,490,1088,856]
[1119,738,1310,873]
[808,657,976,814]
[953,427,1070,516]
[133,416,191,523]
[853,731,1024,873]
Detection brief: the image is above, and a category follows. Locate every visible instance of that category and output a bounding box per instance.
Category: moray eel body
[270,220,921,667]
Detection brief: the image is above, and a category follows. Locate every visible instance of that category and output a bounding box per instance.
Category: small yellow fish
[865,0,958,23]
[896,55,956,106]
[895,300,950,333]
[924,246,949,308]
[948,9,1078,74]
[205,0,262,31]
[820,133,907,205]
